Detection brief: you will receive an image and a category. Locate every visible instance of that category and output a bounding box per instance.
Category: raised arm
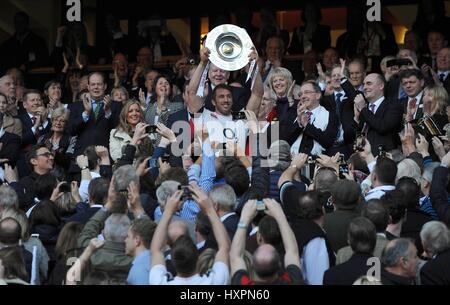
[263,198,300,268]
[150,190,183,267]
[190,184,230,265]
[188,47,210,110]
[230,199,257,276]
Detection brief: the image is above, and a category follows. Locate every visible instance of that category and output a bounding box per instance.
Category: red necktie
[189,117,195,142]
[306,111,313,123]
[409,98,417,110]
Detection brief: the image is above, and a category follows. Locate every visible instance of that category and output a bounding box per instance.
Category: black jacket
[430,166,450,226]
[0,131,21,167]
[420,249,450,285]
[68,100,122,157]
[323,253,374,285]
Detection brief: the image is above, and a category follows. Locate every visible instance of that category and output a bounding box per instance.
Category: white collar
[369,96,385,110]
[196,240,206,249]
[408,90,423,102]
[220,212,236,222]
[0,127,5,139]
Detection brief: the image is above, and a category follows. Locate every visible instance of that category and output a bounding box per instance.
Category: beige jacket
[109,128,133,162]
[335,234,389,265]
[3,114,22,137]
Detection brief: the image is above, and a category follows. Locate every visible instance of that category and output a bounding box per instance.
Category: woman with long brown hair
[109,100,153,165]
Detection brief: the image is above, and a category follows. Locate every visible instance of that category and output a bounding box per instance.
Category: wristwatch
[238,221,248,229]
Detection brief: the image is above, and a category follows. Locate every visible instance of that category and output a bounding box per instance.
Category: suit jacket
[323,253,374,285]
[429,167,450,226]
[401,209,433,255]
[322,92,357,147]
[400,95,424,121]
[336,234,389,265]
[204,84,251,113]
[323,209,360,253]
[354,98,403,155]
[288,24,331,54]
[65,206,101,225]
[281,105,338,155]
[420,249,450,285]
[381,268,415,285]
[18,111,51,150]
[67,99,122,157]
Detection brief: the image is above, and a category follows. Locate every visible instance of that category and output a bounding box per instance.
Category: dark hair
[171,235,198,276]
[0,217,22,246]
[44,79,62,92]
[0,246,28,282]
[348,217,377,255]
[395,177,421,209]
[374,157,397,185]
[259,215,282,246]
[331,180,361,210]
[399,69,424,81]
[224,163,250,197]
[381,190,407,224]
[34,173,58,201]
[88,177,110,204]
[362,199,389,233]
[348,153,370,174]
[130,218,157,249]
[29,200,61,229]
[26,144,49,170]
[22,89,42,103]
[55,222,83,259]
[158,167,188,186]
[84,146,99,170]
[195,211,212,238]
[150,74,173,103]
[212,84,233,102]
[297,191,323,220]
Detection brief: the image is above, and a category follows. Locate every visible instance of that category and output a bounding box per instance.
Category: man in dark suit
[436,47,450,96]
[323,217,377,285]
[420,221,450,285]
[323,64,356,158]
[380,238,418,285]
[66,177,109,225]
[203,184,240,250]
[17,89,51,177]
[353,73,403,156]
[281,82,338,156]
[68,72,122,167]
[399,69,425,122]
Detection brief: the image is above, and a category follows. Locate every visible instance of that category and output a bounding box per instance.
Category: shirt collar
[0,127,5,139]
[408,90,423,102]
[370,96,385,110]
[220,212,236,222]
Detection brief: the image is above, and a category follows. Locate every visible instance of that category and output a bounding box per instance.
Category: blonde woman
[109,100,153,164]
[268,67,295,121]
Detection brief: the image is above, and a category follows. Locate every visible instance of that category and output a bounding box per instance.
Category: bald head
[168,220,189,245]
[0,217,21,246]
[253,244,281,279]
[363,73,385,102]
